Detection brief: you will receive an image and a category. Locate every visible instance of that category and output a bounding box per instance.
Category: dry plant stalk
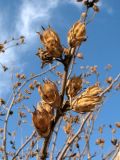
[0,0,120,160]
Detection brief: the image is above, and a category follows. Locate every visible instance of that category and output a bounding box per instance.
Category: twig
[111,144,120,160]
[57,112,91,160]
[26,138,38,160]
[100,73,120,96]
[2,64,59,160]
[40,47,76,159]
[12,131,36,160]
[50,118,62,160]
[3,97,15,160]
[17,64,59,95]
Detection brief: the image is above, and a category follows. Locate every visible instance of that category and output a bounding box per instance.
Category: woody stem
[41,47,76,159]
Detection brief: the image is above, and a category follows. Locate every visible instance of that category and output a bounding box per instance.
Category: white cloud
[16,0,60,37]
[0,0,60,97]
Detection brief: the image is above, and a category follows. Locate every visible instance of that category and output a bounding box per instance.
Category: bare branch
[12,131,36,160]
[57,112,91,160]
[50,118,62,159]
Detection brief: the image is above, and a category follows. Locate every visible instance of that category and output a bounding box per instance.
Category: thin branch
[2,64,59,160]
[12,131,36,160]
[26,138,38,160]
[50,118,62,160]
[111,144,120,160]
[57,112,91,160]
[41,47,76,159]
[16,64,59,95]
[100,73,120,96]
[3,97,15,160]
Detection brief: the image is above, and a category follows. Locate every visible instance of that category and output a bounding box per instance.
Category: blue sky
[0,0,120,159]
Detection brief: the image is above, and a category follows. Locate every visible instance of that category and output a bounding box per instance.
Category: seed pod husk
[66,75,82,98]
[72,83,103,112]
[32,108,53,137]
[38,80,61,108]
[68,21,86,47]
[37,27,63,58]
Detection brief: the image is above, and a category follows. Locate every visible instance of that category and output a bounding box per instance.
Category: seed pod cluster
[68,21,86,47]
[37,26,63,66]
[66,76,82,98]
[38,80,61,108]
[72,83,103,112]
[32,80,61,137]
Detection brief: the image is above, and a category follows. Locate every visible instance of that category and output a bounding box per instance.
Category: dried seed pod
[111,138,117,146]
[37,102,53,115]
[63,122,72,134]
[0,44,4,52]
[63,47,70,55]
[77,53,84,59]
[32,108,53,137]
[96,138,105,147]
[81,12,87,19]
[36,48,52,61]
[66,75,82,98]
[38,80,61,108]
[29,83,34,90]
[93,4,100,12]
[20,74,26,79]
[106,77,113,84]
[37,26,63,58]
[68,20,86,47]
[0,98,6,106]
[115,122,120,128]
[36,48,54,67]
[72,84,103,112]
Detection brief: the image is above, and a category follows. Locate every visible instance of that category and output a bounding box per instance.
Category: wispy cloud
[16,0,60,37]
[0,0,60,97]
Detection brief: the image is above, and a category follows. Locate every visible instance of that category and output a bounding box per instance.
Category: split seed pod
[72,83,103,112]
[37,102,53,115]
[66,75,82,98]
[38,80,61,108]
[32,106,53,137]
[68,21,86,47]
[96,138,105,147]
[37,27,63,58]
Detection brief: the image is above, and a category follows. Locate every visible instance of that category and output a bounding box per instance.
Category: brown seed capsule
[37,102,53,115]
[63,122,72,134]
[37,27,63,58]
[77,53,84,59]
[0,44,4,52]
[0,98,6,106]
[63,47,70,55]
[96,138,105,147]
[68,21,86,47]
[111,138,117,146]
[106,77,113,84]
[72,83,103,112]
[66,76,82,98]
[38,80,61,108]
[115,122,120,128]
[32,108,53,137]
[36,48,52,61]
[93,4,100,12]
[29,83,34,90]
